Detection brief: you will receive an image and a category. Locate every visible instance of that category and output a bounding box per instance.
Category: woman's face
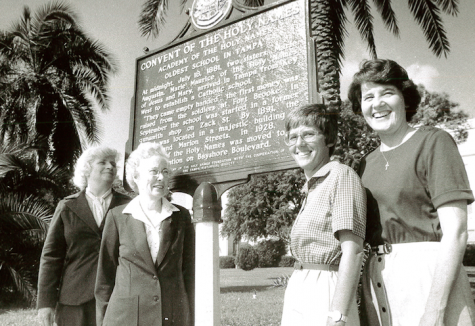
[360,82,408,136]
[87,155,117,187]
[134,156,169,200]
[287,125,331,178]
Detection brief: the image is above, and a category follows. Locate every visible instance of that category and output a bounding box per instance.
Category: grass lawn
[0,309,39,326]
[1,266,474,325]
[220,267,293,326]
[0,267,294,326]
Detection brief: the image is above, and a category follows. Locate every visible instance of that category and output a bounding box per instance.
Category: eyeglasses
[149,168,170,177]
[284,130,319,146]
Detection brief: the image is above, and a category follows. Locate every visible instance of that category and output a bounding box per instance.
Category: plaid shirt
[290,161,366,265]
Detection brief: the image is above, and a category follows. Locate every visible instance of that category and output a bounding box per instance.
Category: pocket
[104,295,138,326]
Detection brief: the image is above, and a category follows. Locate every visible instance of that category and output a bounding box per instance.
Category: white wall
[457,119,475,242]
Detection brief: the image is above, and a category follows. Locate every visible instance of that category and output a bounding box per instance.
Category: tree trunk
[310,0,342,110]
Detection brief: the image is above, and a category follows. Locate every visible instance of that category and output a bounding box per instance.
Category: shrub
[219,256,236,269]
[235,245,259,271]
[255,239,287,268]
[278,255,296,267]
[463,243,475,266]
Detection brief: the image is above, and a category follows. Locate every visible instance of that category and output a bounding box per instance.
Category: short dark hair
[347,59,421,121]
[284,103,338,156]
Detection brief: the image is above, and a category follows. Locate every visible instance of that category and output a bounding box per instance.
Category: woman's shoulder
[111,202,129,212]
[172,204,191,215]
[112,190,132,201]
[416,125,452,140]
[108,203,130,219]
[62,191,82,201]
[171,204,193,222]
[328,160,359,177]
[414,126,458,150]
[56,191,83,210]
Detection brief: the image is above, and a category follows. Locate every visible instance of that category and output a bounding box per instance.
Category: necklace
[380,150,390,170]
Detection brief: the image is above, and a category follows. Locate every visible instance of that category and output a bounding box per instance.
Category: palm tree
[310,0,457,108]
[0,139,72,306]
[137,0,457,108]
[0,1,117,170]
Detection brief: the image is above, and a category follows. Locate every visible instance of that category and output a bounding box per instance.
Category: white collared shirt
[85,187,112,227]
[123,196,179,264]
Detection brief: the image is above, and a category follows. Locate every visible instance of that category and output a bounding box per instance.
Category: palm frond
[35,1,79,28]
[138,0,170,38]
[408,0,450,58]
[0,193,53,233]
[348,0,377,59]
[1,261,37,304]
[0,153,28,178]
[434,0,459,16]
[373,0,400,36]
[329,1,348,68]
[0,149,70,198]
[72,65,110,111]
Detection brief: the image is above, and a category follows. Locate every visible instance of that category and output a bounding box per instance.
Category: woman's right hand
[38,307,54,326]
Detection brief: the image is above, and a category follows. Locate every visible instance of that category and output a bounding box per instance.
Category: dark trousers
[56,299,96,326]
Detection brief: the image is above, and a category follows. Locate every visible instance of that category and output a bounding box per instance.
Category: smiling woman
[280,104,366,326]
[37,146,131,326]
[95,142,195,326]
[349,59,475,326]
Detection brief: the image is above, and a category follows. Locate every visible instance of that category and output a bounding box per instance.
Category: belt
[294,262,339,271]
[371,243,392,255]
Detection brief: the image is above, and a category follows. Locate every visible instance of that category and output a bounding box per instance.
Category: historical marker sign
[131,0,317,187]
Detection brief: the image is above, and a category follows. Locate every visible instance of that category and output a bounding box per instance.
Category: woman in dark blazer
[37,146,131,326]
[95,142,195,326]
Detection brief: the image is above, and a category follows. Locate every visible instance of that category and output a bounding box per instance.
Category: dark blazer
[37,190,131,309]
[95,202,195,326]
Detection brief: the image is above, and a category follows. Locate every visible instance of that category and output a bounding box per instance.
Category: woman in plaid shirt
[281,104,367,326]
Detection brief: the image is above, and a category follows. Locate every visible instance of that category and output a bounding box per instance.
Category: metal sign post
[193,182,222,326]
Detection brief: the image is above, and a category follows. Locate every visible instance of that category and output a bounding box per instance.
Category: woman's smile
[372,110,391,119]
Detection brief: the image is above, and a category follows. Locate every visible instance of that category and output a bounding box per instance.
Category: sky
[1,0,474,162]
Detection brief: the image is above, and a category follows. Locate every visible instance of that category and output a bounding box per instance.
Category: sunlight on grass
[0,309,40,326]
[221,287,286,326]
[0,267,294,326]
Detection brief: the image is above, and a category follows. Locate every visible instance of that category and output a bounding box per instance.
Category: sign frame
[126,0,319,195]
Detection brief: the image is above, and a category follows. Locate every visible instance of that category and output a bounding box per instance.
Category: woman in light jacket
[95,142,195,326]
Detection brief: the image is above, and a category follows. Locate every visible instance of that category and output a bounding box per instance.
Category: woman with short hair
[349,59,475,326]
[95,142,195,326]
[37,146,131,326]
[281,104,366,326]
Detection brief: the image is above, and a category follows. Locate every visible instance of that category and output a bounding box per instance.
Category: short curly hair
[347,59,421,122]
[73,146,119,190]
[284,103,338,156]
[125,142,170,193]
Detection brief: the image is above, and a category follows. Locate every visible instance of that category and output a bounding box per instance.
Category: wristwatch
[328,310,348,323]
